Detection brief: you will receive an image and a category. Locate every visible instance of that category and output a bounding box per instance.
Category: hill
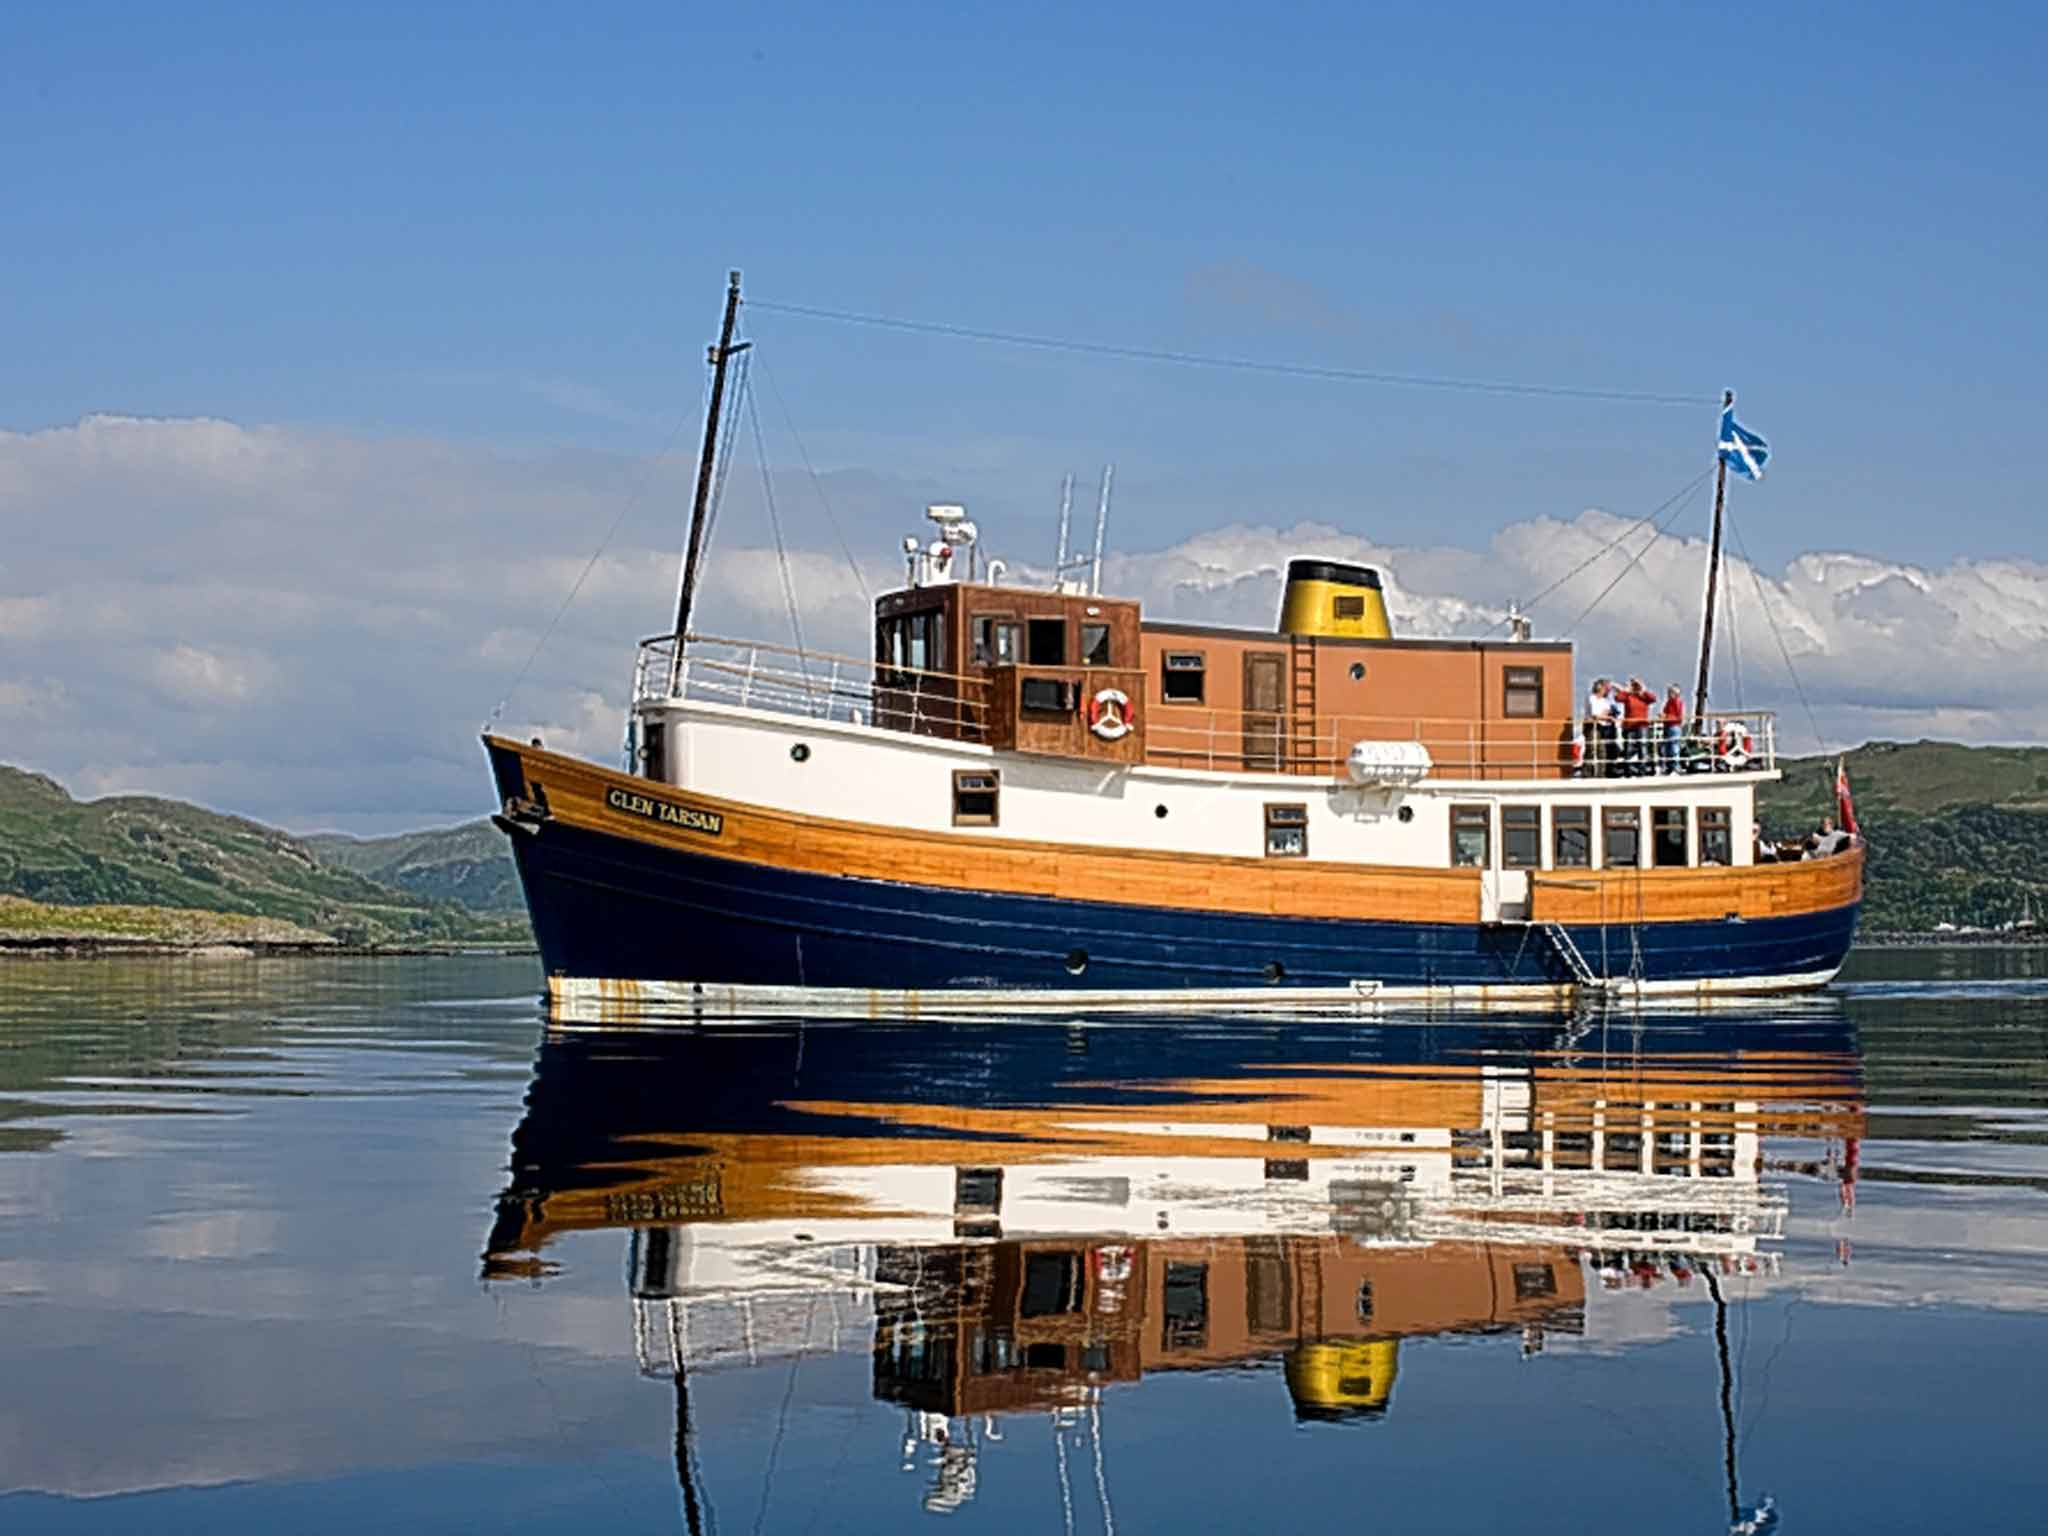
[304,821,522,913]
[0,766,524,946]
[1760,741,2048,933]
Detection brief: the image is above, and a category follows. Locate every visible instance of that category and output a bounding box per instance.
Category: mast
[1692,388,1734,723]
[672,270,748,650]
[1089,463,1114,596]
[1054,472,1074,578]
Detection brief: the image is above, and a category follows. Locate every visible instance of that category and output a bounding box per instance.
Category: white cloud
[1,413,2043,830]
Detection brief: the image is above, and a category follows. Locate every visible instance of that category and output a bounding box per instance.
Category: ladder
[1288,634,1318,774]
[1542,923,1604,989]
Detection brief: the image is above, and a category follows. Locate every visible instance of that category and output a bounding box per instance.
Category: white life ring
[1088,687,1135,741]
[1717,721,1753,769]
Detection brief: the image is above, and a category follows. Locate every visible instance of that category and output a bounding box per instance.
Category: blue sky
[5,2,2046,827]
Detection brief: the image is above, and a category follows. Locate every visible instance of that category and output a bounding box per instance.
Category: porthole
[1349,662,1366,682]
[1154,804,1169,819]
[790,743,811,763]
[1064,948,1089,975]
[1397,805,1414,823]
[1263,960,1286,983]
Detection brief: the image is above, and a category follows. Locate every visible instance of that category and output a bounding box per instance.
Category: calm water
[3,954,2046,1532]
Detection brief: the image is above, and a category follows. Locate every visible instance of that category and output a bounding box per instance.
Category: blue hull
[491,757,1859,994]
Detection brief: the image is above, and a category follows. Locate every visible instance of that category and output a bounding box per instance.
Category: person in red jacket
[1617,676,1657,775]
[1659,684,1686,774]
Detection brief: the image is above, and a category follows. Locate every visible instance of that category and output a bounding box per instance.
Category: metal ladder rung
[1542,922,1602,987]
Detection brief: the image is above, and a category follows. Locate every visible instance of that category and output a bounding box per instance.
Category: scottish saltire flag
[1719,407,1769,480]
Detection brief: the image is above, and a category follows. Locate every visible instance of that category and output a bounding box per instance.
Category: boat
[483,273,1864,1013]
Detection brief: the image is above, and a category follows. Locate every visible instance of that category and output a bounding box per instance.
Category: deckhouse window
[972,615,1019,666]
[1162,651,1206,703]
[1553,805,1591,867]
[1027,617,1066,665]
[1080,622,1112,667]
[1265,803,1308,857]
[1451,804,1491,867]
[1700,806,1733,865]
[879,610,943,680]
[1603,807,1641,869]
[1503,666,1544,719]
[953,770,1000,827]
[1652,806,1689,868]
[1502,805,1541,868]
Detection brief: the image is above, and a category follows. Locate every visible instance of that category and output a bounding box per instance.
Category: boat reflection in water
[483,1007,1862,1525]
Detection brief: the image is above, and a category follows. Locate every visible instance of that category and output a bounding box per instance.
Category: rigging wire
[485,396,699,726]
[1723,529,1744,707]
[1563,473,1709,633]
[755,348,874,604]
[1498,467,1715,634]
[748,297,1716,408]
[1726,507,1829,754]
[696,347,753,585]
[744,372,812,679]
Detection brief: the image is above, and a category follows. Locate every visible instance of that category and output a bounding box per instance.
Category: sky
[3,2,2045,832]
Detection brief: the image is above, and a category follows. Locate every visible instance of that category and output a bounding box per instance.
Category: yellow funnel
[1284,1339,1399,1421]
[1278,558,1392,639]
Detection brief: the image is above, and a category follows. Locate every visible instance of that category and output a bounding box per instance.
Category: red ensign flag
[1836,758,1859,837]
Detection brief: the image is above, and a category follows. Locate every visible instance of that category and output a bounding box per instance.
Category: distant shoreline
[0,937,537,959]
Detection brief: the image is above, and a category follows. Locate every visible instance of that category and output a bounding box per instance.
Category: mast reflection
[484,1010,1862,1522]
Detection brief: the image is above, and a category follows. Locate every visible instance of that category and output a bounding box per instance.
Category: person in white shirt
[1584,678,1619,778]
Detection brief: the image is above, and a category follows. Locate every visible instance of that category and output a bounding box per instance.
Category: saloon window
[1502,805,1541,868]
[1553,805,1591,868]
[1080,621,1112,667]
[1699,806,1733,866]
[1027,617,1067,665]
[1503,666,1544,719]
[1652,806,1689,868]
[1603,807,1640,869]
[1162,651,1206,703]
[1451,804,1491,867]
[971,615,1019,666]
[1265,803,1308,857]
[953,770,999,827]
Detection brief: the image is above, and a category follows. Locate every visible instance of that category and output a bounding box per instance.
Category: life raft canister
[1088,687,1135,741]
[1717,720,1753,769]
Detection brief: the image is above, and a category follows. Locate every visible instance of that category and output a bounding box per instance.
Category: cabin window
[1553,805,1591,868]
[1020,1251,1084,1317]
[1027,617,1067,665]
[1451,804,1491,867]
[1652,806,1689,867]
[1265,803,1308,857]
[972,615,1019,666]
[953,769,1000,827]
[1162,1261,1209,1350]
[1503,666,1544,719]
[1700,806,1733,866]
[1502,805,1542,868]
[1602,807,1641,869]
[1019,677,1074,714]
[1080,622,1112,667]
[1162,651,1206,703]
[878,610,943,680]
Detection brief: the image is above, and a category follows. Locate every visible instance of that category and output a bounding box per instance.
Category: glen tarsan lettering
[604,786,725,837]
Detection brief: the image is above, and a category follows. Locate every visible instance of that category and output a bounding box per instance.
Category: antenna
[1089,463,1114,596]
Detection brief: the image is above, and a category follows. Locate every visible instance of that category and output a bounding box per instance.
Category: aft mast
[1692,388,1734,723]
[671,270,749,667]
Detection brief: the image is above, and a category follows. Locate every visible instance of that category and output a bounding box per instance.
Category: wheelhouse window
[1503,666,1544,719]
[1451,804,1491,867]
[1080,622,1112,667]
[1603,807,1641,869]
[1027,617,1067,665]
[878,609,943,681]
[1265,803,1308,857]
[1652,806,1689,867]
[971,615,1019,666]
[952,769,1000,827]
[1699,806,1733,865]
[1162,651,1206,703]
[1502,805,1541,868]
[1553,805,1591,868]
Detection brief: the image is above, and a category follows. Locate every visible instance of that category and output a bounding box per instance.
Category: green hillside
[1760,741,2048,933]
[304,820,522,914]
[0,766,523,946]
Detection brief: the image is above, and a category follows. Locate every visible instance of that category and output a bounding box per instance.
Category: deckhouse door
[1243,652,1285,771]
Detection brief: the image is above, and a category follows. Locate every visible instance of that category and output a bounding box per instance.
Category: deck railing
[632,634,1777,779]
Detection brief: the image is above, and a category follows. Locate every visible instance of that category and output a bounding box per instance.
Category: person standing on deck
[1659,684,1686,774]
[1584,678,1619,777]
[1618,677,1657,776]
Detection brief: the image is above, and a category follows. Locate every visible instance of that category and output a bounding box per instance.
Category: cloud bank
[2,415,2041,832]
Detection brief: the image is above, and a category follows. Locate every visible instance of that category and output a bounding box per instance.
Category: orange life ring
[1716,721,1752,768]
[1088,687,1135,741]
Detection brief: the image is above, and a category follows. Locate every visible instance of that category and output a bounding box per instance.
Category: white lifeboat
[1346,740,1433,787]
